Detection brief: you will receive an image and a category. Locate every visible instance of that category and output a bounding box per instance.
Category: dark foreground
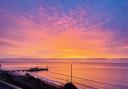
[0,69,77,89]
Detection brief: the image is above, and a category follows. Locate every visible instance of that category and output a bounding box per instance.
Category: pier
[6,67,48,72]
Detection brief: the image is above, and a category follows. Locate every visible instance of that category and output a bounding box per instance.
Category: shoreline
[0,68,78,89]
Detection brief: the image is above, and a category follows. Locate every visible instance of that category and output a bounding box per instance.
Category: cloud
[0,2,127,58]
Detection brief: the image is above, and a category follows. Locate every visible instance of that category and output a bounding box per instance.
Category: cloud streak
[0,0,128,58]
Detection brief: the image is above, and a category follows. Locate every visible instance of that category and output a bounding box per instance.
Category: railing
[32,71,128,89]
[0,80,22,89]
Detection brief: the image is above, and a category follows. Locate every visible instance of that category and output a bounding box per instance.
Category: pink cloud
[0,6,127,58]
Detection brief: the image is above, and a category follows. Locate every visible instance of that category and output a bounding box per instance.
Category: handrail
[0,80,22,89]
[46,71,128,89]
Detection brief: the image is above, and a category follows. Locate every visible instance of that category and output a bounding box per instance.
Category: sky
[0,0,128,58]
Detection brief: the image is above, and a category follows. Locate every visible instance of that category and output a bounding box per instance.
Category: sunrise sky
[0,0,128,58]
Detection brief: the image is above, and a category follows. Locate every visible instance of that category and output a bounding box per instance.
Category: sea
[0,58,128,89]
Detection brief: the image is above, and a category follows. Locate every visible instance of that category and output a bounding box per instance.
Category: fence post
[71,64,72,83]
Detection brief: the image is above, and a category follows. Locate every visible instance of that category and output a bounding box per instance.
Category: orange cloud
[0,7,127,58]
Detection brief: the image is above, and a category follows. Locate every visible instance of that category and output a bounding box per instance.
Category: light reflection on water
[1,59,128,89]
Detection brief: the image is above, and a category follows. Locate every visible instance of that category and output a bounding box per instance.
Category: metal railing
[35,71,128,89]
[0,80,22,89]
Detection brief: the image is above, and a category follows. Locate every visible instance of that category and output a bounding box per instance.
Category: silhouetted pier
[6,67,48,72]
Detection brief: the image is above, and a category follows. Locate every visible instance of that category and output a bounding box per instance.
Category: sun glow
[0,0,128,58]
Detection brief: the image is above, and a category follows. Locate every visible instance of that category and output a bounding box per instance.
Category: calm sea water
[1,58,128,89]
